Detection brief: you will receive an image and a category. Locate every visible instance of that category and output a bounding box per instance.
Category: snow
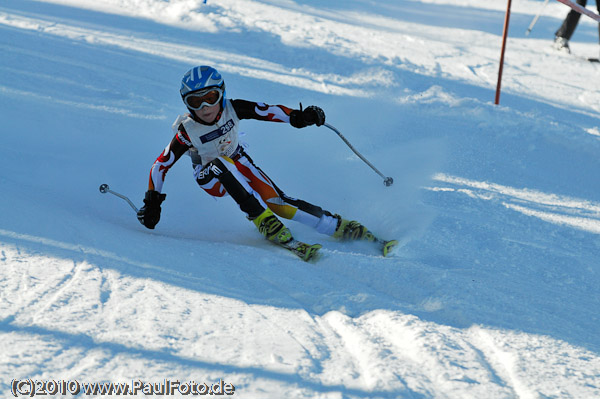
[1,0,600,397]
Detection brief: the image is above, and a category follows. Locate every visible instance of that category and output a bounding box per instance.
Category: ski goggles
[184,88,223,110]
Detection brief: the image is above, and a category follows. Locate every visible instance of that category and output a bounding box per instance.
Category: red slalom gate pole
[495,0,512,105]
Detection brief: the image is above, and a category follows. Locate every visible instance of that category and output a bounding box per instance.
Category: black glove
[289,104,326,128]
[137,190,166,229]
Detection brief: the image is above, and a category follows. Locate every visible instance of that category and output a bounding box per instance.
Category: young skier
[137,66,396,260]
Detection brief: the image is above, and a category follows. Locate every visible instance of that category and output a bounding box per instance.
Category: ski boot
[333,215,398,257]
[252,208,321,261]
[333,216,375,242]
[553,36,570,54]
[253,208,293,244]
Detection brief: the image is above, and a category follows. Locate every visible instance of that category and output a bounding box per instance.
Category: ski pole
[324,123,394,187]
[99,183,139,212]
[525,0,550,35]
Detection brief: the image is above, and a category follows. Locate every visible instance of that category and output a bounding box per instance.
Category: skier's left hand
[290,105,325,128]
[137,190,166,229]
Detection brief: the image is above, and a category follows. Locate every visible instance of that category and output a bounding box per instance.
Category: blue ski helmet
[180,66,226,105]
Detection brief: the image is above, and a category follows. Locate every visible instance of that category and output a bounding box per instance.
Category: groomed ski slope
[1,0,599,398]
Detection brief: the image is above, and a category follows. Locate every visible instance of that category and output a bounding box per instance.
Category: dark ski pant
[193,150,340,236]
[555,0,600,41]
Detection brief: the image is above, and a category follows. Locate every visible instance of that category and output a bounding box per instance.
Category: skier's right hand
[303,105,325,126]
[290,105,325,128]
[137,190,166,229]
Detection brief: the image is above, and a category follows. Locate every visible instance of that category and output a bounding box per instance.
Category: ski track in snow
[1,0,600,397]
[2,230,600,397]
[3,0,600,115]
[0,11,372,97]
[428,173,600,235]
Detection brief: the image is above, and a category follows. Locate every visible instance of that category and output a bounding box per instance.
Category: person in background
[554,0,600,54]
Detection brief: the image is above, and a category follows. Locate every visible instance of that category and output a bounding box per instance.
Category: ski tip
[382,240,399,257]
[303,244,322,262]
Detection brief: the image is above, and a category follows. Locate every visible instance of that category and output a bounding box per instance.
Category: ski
[547,44,600,64]
[574,54,600,63]
[277,237,396,260]
[280,239,322,261]
[274,228,396,260]
[381,239,399,257]
[570,54,600,64]
[364,230,399,257]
